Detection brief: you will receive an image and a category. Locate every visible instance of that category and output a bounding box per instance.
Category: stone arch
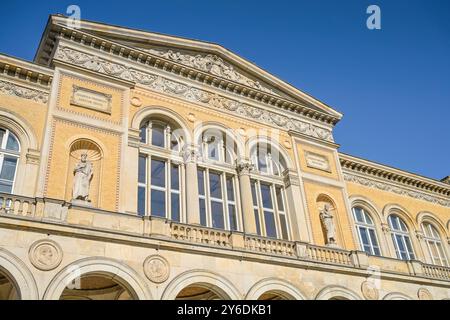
[0,108,39,151]
[194,121,245,159]
[382,204,416,228]
[382,292,413,300]
[245,278,306,300]
[43,257,152,300]
[417,212,447,238]
[161,270,241,300]
[131,105,193,144]
[247,135,293,170]
[349,196,387,255]
[0,248,39,300]
[315,285,362,300]
[0,109,40,196]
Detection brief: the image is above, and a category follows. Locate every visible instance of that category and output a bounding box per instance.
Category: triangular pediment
[36,15,342,120]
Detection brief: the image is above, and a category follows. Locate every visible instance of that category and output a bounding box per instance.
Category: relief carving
[29,239,63,271]
[143,255,170,283]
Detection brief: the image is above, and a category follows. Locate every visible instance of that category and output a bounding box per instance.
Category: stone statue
[72,152,93,202]
[320,204,337,246]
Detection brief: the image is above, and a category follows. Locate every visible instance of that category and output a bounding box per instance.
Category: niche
[65,139,103,207]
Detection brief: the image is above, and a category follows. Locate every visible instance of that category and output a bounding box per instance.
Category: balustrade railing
[244,236,296,257]
[422,263,450,281]
[0,194,36,217]
[306,244,353,265]
[170,222,232,248]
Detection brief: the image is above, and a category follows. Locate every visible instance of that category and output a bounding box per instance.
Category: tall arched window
[250,142,290,240]
[0,128,20,193]
[388,215,415,260]
[352,207,380,256]
[196,128,240,231]
[137,117,184,221]
[422,222,448,266]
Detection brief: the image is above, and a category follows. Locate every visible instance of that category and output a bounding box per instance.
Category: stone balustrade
[244,235,296,257]
[0,192,449,283]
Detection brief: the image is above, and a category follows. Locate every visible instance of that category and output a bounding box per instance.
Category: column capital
[381,223,390,233]
[182,144,200,164]
[415,230,425,240]
[236,158,254,176]
[283,169,300,187]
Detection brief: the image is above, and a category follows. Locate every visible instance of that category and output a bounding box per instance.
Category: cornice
[340,153,450,207]
[0,54,53,87]
[36,21,340,127]
[54,44,335,142]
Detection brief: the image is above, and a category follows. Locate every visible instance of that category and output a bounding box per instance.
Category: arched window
[0,128,20,193]
[352,207,381,256]
[137,117,184,220]
[388,215,415,260]
[250,142,290,240]
[196,128,240,231]
[422,222,448,266]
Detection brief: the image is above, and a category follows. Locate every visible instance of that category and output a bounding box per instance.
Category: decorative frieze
[144,48,276,95]
[54,46,334,142]
[343,172,450,208]
[0,80,48,103]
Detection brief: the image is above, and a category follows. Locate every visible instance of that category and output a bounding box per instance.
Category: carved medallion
[187,113,196,122]
[29,239,63,271]
[143,255,170,283]
[417,288,432,300]
[361,281,379,300]
[130,96,142,107]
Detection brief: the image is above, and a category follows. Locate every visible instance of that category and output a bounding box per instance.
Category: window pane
[208,141,219,160]
[139,126,147,143]
[0,129,4,145]
[170,135,179,151]
[199,198,207,226]
[171,193,180,222]
[389,215,399,231]
[151,189,166,217]
[209,172,222,199]
[6,134,19,151]
[211,201,224,229]
[226,176,234,201]
[228,204,238,231]
[395,234,407,260]
[279,215,288,240]
[359,227,371,253]
[353,207,363,223]
[258,154,268,173]
[151,160,165,187]
[251,181,258,206]
[399,219,408,232]
[137,186,146,216]
[0,181,12,193]
[0,157,17,181]
[264,211,277,238]
[260,184,273,209]
[275,187,284,211]
[171,165,179,190]
[254,209,261,235]
[197,170,205,195]
[404,236,415,259]
[436,243,448,266]
[138,155,146,183]
[152,123,165,147]
[368,229,380,255]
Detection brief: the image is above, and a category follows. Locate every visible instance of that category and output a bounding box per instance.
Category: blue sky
[1,0,449,180]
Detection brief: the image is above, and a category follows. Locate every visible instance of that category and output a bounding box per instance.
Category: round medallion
[361,281,379,300]
[143,255,170,283]
[283,140,292,149]
[29,239,63,271]
[417,288,432,300]
[130,97,142,107]
[187,113,196,122]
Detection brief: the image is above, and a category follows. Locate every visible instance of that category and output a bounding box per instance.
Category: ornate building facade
[0,15,449,300]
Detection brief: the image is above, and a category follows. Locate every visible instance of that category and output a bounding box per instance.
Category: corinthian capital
[236,159,254,175]
[182,145,200,163]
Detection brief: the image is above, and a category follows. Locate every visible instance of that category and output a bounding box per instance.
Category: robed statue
[72,152,93,202]
[320,204,337,246]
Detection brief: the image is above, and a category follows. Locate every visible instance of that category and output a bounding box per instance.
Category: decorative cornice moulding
[0,79,49,103]
[144,48,277,95]
[343,172,450,208]
[54,46,334,142]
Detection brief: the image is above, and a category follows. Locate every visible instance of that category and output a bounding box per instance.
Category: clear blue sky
[1,0,449,180]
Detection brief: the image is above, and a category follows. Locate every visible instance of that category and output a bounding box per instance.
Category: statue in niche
[320,204,337,246]
[72,152,93,203]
